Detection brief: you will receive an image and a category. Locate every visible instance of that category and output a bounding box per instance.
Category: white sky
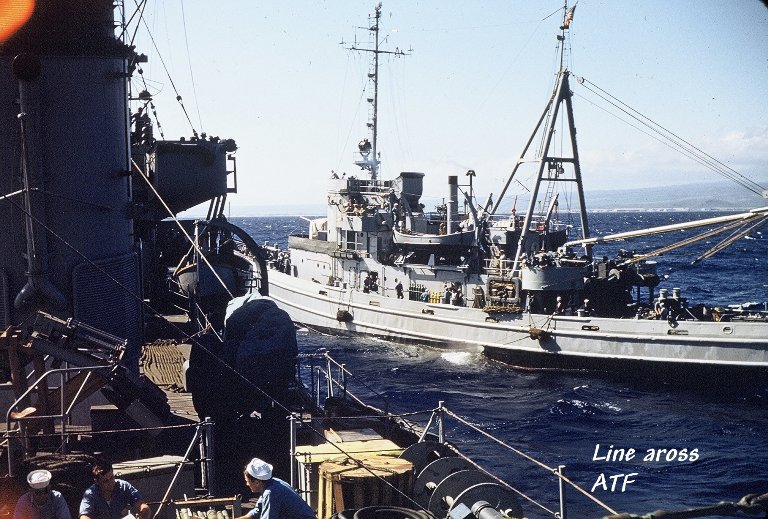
[129,1,768,215]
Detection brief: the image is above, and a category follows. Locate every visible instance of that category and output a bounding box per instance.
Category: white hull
[264,269,768,374]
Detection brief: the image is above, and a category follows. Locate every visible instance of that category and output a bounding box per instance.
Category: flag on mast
[562,5,576,29]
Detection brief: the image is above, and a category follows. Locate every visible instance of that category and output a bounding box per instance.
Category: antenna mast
[345,2,408,181]
[558,1,576,72]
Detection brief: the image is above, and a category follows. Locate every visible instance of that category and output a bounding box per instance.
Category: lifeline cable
[444,407,620,516]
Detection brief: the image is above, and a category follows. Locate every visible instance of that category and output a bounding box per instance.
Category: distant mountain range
[220,180,767,216]
[585,181,767,211]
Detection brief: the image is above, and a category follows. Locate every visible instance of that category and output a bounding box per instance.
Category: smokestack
[447,175,458,234]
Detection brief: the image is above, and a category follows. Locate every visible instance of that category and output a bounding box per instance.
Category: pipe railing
[4,364,108,477]
[293,352,615,518]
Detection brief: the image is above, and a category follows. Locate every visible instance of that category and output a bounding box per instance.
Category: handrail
[5,364,109,477]
[305,352,615,518]
[298,352,390,416]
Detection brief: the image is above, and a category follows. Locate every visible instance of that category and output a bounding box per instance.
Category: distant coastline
[185,180,768,217]
[585,180,767,212]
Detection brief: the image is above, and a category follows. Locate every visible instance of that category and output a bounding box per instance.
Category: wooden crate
[317,455,413,518]
[294,438,403,511]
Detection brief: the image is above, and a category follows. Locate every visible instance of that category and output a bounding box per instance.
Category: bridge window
[340,230,363,251]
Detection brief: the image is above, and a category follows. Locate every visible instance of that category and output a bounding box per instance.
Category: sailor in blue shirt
[13,469,71,519]
[79,460,150,519]
[235,458,315,519]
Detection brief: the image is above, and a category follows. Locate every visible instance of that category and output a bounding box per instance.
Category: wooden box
[317,454,413,518]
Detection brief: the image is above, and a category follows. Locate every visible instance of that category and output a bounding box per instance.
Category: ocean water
[232,213,768,519]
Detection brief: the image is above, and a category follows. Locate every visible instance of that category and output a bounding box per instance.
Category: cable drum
[451,483,523,519]
[427,470,523,519]
[331,507,432,519]
[413,456,475,508]
[428,470,493,517]
[398,441,457,478]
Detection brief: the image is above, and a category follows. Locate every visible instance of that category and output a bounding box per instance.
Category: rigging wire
[130,2,199,138]
[394,57,414,164]
[460,17,547,138]
[386,59,408,173]
[337,54,369,175]
[131,158,234,300]
[121,0,167,139]
[179,0,204,134]
[5,115,224,350]
[0,190,193,344]
[574,76,766,197]
[118,0,147,46]
[541,5,564,22]
[335,52,352,175]
[572,88,760,196]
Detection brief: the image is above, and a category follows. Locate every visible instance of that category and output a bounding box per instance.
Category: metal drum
[413,456,474,508]
[427,469,522,518]
[398,441,456,479]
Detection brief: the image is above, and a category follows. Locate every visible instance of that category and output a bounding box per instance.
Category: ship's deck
[141,340,198,421]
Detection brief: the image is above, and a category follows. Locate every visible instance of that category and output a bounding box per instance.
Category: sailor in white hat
[12,469,71,519]
[234,458,315,519]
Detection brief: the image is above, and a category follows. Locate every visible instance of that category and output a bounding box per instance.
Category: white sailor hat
[245,458,273,480]
[27,469,51,489]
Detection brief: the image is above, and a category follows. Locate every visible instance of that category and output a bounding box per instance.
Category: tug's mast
[345,2,408,180]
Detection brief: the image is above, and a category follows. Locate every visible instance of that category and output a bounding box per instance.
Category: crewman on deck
[234,458,315,519]
[442,284,452,304]
[658,301,670,321]
[13,470,71,519]
[79,458,150,519]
